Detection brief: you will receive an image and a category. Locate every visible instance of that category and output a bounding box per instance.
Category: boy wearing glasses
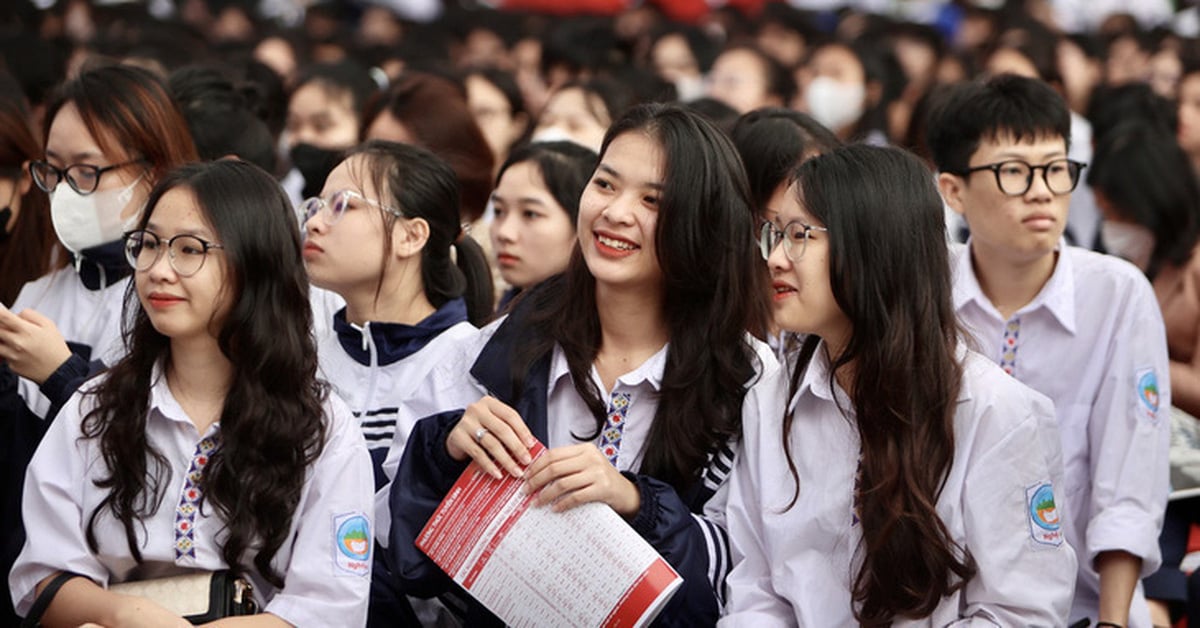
[929,74,1171,628]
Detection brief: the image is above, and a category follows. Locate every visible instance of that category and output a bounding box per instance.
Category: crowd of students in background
[2,0,1200,625]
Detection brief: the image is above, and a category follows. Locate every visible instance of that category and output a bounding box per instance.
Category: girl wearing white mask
[0,63,196,421]
[0,62,196,628]
[529,79,633,153]
[1088,119,1200,627]
[797,40,893,145]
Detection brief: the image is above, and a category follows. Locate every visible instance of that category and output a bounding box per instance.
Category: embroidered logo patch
[1026,482,1063,546]
[333,512,371,576]
[1137,368,1160,421]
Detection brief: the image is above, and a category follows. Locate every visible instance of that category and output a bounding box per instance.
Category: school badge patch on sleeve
[1136,367,1161,422]
[1026,482,1063,547]
[333,512,371,577]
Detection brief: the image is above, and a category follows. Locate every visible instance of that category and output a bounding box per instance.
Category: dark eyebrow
[597,163,664,191]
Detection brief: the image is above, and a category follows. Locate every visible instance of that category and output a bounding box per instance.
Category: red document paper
[417,441,683,627]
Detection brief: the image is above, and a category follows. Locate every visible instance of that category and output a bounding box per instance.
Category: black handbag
[21,570,258,626]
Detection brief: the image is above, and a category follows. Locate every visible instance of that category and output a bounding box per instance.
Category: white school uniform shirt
[952,242,1171,628]
[9,366,375,626]
[722,344,1077,626]
[11,266,127,418]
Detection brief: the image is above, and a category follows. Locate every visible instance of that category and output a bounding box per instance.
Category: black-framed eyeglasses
[124,230,224,277]
[758,220,828,262]
[956,159,1086,196]
[29,158,146,195]
[298,189,403,226]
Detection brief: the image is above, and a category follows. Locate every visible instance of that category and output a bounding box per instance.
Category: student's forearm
[36,573,191,628]
[1096,550,1141,626]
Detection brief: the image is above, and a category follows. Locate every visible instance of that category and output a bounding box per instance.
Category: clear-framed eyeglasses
[124,230,224,277]
[957,159,1086,196]
[298,189,403,226]
[758,220,828,262]
[29,158,146,195]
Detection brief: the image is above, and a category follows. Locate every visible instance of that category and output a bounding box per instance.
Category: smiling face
[765,182,848,348]
[135,186,231,343]
[489,161,576,289]
[302,155,395,298]
[577,131,664,293]
[938,133,1070,267]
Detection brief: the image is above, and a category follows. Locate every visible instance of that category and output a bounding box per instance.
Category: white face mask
[530,126,577,145]
[673,75,706,103]
[804,76,866,133]
[50,174,144,254]
[1101,220,1155,272]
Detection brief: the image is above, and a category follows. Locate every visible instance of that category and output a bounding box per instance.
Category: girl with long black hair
[380,103,781,626]
[722,145,1077,625]
[10,160,374,626]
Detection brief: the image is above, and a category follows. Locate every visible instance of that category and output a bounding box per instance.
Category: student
[464,67,530,175]
[283,60,376,200]
[381,103,781,626]
[722,143,1076,625]
[0,65,197,625]
[1087,120,1200,624]
[362,72,494,226]
[9,160,374,625]
[706,44,794,115]
[730,107,840,357]
[302,140,493,489]
[929,73,1172,628]
[1,63,197,421]
[489,140,596,307]
[730,108,840,226]
[529,78,633,153]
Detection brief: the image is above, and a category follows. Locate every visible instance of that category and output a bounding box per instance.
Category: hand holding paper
[523,443,641,517]
[446,395,537,479]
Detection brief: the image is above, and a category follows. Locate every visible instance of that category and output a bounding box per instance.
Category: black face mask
[290,143,344,199]
[0,206,12,245]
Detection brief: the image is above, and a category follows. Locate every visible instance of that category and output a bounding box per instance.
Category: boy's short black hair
[926,74,1070,175]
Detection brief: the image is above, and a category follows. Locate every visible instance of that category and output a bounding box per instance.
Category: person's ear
[937,172,967,216]
[18,161,32,195]
[392,217,430,259]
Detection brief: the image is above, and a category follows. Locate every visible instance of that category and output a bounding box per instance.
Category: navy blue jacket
[380,300,734,627]
[1,241,125,624]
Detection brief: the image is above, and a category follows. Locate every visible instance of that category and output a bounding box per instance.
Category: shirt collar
[787,340,837,414]
[548,343,670,396]
[953,239,1077,334]
[785,340,973,415]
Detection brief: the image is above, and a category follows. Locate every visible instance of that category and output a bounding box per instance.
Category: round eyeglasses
[758,220,827,262]
[29,158,146,195]
[298,189,403,226]
[124,230,224,277]
[957,159,1086,196]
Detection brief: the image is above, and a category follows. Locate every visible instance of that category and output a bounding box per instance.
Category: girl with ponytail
[301,140,494,489]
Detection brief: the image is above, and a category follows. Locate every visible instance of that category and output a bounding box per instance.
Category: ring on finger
[474,427,489,443]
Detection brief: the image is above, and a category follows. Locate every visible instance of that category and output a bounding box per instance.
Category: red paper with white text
[417,441,683,628]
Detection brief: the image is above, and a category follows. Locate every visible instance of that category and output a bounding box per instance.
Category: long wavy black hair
[82,160,328,588]
[782,145,975,624]
[512,103,769,491]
